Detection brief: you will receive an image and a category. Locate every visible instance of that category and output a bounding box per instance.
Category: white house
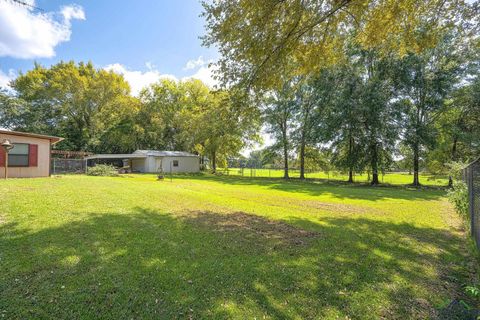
[85,150,200,173]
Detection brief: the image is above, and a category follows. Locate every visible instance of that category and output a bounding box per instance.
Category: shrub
[87,164,118,177]
[448,180,469,219]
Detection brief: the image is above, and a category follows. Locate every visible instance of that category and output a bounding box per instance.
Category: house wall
[146,156,159,173]
[158,156,200,173]
[0,133,51,178]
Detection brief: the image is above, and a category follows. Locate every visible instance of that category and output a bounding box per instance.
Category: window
[173,160,179,167]
[8,143,29,167]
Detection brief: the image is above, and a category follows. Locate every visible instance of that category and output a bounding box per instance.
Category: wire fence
[215,167,448,186]
[463,158,480,250]
[51,158,86,175]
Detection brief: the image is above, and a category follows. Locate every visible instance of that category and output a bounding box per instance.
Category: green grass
[0,174,475,319]
[219,168,448,186]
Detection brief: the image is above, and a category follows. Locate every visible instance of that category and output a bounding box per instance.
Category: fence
[51,158,86,174]
[215,168,447,185]
[463,158,480,250]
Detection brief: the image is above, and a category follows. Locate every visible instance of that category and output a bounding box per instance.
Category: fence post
[469,167,475,238]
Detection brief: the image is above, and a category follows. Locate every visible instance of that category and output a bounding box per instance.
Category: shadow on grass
[0,208,468,319]
[172,174,446,201]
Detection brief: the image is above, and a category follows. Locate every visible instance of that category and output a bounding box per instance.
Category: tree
[138,79,190,151]
[263,83,296,178]
[317,65,365,183]
[394,33,464,186]
[294,74,336,179]
[430,76,480,185]
[3,61,139,152]
[194,89,260,172]
[359,51,399,185]
[202,0,470,91]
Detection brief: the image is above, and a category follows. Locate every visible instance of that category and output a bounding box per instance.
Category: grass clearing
[0,174,476,319]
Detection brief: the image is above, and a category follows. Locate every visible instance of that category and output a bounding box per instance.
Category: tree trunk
[299,137,306,180]
[371,143,379,185]
[282,128,289,179]
[448,137,458,187]
[348,136,354,183]
[412,143,420,186]
[211,150,216,173]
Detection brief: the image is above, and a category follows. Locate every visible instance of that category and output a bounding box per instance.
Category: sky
[0,0,219,95]
[0,0,272,153]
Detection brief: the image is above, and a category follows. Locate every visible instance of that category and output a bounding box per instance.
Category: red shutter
[0,147,5,167]
[29,144,38,167]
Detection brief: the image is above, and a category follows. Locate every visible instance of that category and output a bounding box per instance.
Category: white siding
[160,156,199,173]
[146,156,159,172]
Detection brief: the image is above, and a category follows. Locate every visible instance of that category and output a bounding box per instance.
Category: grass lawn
[219,168,449,186]
[0,174,476,319]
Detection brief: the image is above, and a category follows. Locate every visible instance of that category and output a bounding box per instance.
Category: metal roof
[85,154,147,160]
[85,150,199,160]
[0,129,63,144]
[133,150,199,157]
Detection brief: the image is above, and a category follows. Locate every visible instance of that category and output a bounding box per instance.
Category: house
[0,129,63,178]
[85,150,200,173]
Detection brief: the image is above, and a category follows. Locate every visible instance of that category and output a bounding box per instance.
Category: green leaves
[4,61,139,153]
[202,0,473,91]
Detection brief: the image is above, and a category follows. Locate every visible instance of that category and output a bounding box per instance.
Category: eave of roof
[133,150,199,157]
[85,154,147,160]
[0,129,63,144]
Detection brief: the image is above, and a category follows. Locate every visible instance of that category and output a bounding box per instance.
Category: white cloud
[0,1,85,59]
[183,65,219,88]
[105,58,219,96]
[104,63,177,96]
[0,68,16,89]
[61,4,85,22]
[184,56,206,70]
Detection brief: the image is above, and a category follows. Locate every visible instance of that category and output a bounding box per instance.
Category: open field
[0,174,475,319]
[218,169,449,186]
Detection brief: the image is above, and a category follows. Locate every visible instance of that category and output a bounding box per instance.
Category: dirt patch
[182,211,318,247]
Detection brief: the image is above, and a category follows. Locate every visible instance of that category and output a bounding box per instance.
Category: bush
[87,164,118,177]
[448,180,469,219]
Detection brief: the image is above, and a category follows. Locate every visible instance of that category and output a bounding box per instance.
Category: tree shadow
[172,174,446,201]
[0,208,469,319]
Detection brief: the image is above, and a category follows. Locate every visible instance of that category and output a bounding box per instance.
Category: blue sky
[0,0,218,94]
[0,0,271,152]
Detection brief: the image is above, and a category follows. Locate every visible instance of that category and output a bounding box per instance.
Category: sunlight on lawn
[0,174,472,319]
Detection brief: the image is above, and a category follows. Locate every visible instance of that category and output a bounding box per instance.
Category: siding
[160,156,199,173]
[0,133,51,178]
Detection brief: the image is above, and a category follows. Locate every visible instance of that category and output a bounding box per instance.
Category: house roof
[85,154,147,160]
[0,129,63,144]
[133,150,199,157]
[85,150,199,160]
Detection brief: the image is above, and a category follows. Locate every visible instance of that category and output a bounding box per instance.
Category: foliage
[202,0,472,90]
[2,61,140,153]
[448,180,469,219]
[139,80,260,171]
[393,32,465,185]
[87,164,119,177]
[262,82,297,178]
